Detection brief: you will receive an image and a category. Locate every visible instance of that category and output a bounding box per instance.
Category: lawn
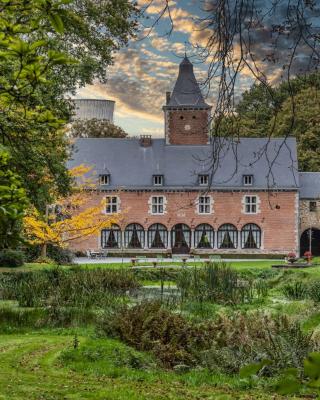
[0,332,304,400]
[0,258,287,272]
[1,260,320,399]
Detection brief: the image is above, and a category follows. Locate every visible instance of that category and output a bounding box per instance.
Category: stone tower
[163,56,211,145]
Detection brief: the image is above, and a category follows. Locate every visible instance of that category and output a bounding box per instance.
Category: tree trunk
[41,243,47,258]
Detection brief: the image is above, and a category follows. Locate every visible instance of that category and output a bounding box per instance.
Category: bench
[172,255,188,266]
[209,255,222,261]
[131,255,148,267]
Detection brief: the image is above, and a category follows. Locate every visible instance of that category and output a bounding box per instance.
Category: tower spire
[164,56,210,109]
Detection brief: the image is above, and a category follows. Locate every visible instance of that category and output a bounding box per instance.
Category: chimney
[139,135,152,147]
[166,91,171,105]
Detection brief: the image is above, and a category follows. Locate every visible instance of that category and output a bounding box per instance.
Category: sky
[76,0,223,137]
[76,0,320,137]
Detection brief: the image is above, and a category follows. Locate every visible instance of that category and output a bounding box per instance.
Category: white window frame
[199,174,209,186]
[99,174,110,185]
[105,196,120,214]
[242,195,260,214]
[153,175,164,186]
[149,195,167,215]
[197,195,213,214]
[243,175,253,186]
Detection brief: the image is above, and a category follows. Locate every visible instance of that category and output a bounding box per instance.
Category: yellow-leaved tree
[24,165,118,257]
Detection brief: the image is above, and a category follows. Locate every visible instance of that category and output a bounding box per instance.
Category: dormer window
[243,174,253,186]
[199,174,209,186]
[153,175,164,186]
[99,174,110,185]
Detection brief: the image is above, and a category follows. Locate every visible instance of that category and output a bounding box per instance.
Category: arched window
[194,224,214,248]
[218,224,238,249]
[101,224,121,249]
[241,224,261,249]
[124,223,145,249]
[171,224,191,253]
[148,224,168,248]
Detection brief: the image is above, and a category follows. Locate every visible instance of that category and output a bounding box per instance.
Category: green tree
[0,0,138,211]
[70,118,128,138]
[229,73,320,171]
[0,146,28,249]
[273,87,320,172]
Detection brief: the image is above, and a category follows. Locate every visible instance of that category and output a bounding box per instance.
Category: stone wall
[300,199,320,234]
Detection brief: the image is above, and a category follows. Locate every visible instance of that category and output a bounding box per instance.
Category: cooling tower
[74,99,115,122]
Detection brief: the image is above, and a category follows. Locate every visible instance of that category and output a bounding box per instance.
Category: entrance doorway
[171,224,190,254]
[300,228,320,256]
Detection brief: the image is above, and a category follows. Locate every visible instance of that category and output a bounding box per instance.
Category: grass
[0,258,290,270]
[2,259,320,398]
[0,332,306,400]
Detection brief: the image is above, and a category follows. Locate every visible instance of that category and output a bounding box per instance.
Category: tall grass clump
[177,263,268,305]
[0,267,140,308]
[282,281,307,300]
[308,280,320,303]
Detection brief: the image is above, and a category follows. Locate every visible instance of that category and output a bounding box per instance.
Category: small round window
[192,115,196,119]
[180,116,184,120]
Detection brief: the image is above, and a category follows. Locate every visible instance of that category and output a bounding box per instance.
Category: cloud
[77,1,320,138]
[78,46,179,123]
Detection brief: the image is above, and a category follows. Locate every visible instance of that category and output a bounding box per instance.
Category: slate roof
[299,173,320,199]
[68,137,299,190]
[166,56,210,109]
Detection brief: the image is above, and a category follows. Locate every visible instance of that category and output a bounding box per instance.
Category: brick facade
[165,109,210,145]
[68,56,307,256]
[70,190,298,255]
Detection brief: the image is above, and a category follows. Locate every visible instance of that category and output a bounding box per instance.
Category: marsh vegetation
[1,261,320,398]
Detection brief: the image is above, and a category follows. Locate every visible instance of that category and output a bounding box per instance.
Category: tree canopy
[0,146,28,249]
[70,119,128,138]
[228,73,320,171]
[0,0,138,247]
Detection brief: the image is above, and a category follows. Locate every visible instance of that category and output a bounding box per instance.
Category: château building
[68,57,320,256]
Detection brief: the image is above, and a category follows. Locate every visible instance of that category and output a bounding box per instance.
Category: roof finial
[184,41,187,58]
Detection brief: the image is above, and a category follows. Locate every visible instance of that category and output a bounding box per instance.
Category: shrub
[23,244,74,264]
[98,301,214,368]
[200,313,314,375]
[34,256,55,264]
[99,301,314,374]
[47,246,74,265]
[0,249,24,268]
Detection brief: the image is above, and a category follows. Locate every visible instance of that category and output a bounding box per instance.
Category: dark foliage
[24,244,74,265]
[99,301,214,368]
[99,300,312,373]
[0,249,24,268]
